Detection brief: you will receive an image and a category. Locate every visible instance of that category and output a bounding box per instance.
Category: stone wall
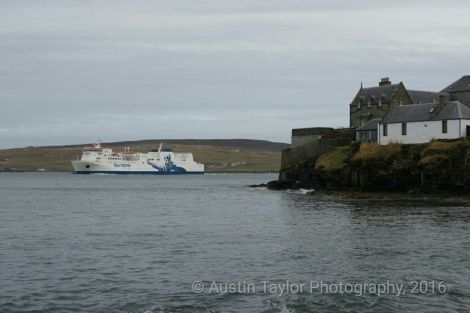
[279,137,353,184]
[291,127,334,148]
[450,92,470,107]
[281,139,346,170]
[350,103,390,128]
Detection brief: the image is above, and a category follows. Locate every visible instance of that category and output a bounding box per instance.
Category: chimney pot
[379,77,391,86]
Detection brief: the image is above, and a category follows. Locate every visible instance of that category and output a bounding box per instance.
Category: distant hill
[0,139,289,173]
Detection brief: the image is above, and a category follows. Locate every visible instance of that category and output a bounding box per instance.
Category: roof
[361,84,399,98]
[292,127,334,137]
[353,84,400,105]
[356,119,380,131]
[441,75,470,93]
[381,101,470,124]
[407,90,440,104]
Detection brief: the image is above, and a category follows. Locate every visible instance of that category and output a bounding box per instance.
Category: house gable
[349,78,413,128]
[441,75,470,106]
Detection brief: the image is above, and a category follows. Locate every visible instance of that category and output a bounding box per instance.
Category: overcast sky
[1,0,470,148]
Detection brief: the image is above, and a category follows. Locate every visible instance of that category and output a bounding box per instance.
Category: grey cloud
[1,0,470,148]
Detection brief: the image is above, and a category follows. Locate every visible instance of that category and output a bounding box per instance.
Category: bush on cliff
[315,146,349,171]
[421,139,470,159]
[351,142,401,162]
[418,155,449,168]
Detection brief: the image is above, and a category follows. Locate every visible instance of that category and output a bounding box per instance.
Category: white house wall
[460,120,470,137]
[378,119,470,145]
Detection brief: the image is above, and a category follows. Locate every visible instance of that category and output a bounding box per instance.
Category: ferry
[71,143,204,174]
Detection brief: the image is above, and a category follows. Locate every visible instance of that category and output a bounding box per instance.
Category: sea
[1,173,469,313]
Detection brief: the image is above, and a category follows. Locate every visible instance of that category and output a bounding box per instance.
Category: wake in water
[286,188,315,195]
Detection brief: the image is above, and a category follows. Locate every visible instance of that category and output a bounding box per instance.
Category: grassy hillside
[0,139,288,173]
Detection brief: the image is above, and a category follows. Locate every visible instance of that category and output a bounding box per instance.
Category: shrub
[352,142,401,161]
[418,155,449,167]
[423,139,470,155]
[315,146,349,171]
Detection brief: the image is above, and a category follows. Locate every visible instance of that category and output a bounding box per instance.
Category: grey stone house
[349,77,440,128]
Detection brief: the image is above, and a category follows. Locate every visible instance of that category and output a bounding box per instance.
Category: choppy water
[1,173,470,313]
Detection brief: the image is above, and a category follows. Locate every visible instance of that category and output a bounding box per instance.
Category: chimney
[379,77,391,86]
[439,93,449,105]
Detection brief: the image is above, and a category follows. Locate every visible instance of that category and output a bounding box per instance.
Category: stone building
[290,127,355,148]
[290,127,335,148]
[349,77,440,128]
[441,75,470,107]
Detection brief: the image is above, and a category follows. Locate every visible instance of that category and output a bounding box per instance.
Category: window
[383,124,388,136]
[357,100,361,109]
[367,98,371,107]
[402,123,407,136]
[378,98,382,107]
[442,120,448,133]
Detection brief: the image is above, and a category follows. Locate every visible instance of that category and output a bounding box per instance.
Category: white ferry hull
[71,160,204,174]
[71,144,204,175]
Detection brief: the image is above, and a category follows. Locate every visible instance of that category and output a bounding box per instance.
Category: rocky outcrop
[272,139,470,193]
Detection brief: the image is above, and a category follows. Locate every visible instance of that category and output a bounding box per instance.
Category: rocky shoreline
[269,139,470,194]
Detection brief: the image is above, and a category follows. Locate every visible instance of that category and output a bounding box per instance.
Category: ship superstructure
[71,143,204,174]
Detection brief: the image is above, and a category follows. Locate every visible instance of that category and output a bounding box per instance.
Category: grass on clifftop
[352,142,402,161]
[418,155,449,167]
[315,146,349,171]
[422,139,470,157]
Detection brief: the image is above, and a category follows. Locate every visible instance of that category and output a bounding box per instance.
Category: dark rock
[267,180,299,190]
[274,139,470,194]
